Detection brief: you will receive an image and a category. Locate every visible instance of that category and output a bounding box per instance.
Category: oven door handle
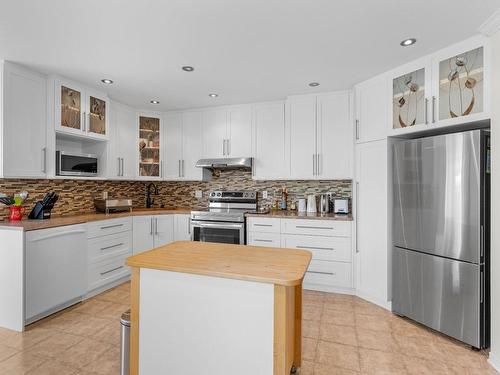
[190,221,244,230]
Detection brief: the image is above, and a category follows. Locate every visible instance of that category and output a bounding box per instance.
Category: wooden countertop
[0,208,193,231]
[126,241,312,286]
[246,210,353,221]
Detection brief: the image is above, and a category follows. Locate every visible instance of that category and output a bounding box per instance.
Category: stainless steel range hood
[195,157,253,170]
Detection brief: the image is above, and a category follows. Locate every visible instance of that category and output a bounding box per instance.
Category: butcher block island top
[126,240,312,286]
[127,241,312,375]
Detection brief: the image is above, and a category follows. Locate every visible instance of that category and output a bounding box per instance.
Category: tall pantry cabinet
[353,73,390,308]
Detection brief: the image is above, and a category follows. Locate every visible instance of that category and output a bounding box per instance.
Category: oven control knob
[210,192,215,197]
[217,192,221,197]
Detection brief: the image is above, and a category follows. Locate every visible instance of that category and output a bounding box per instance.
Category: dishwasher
[25,224,87,324]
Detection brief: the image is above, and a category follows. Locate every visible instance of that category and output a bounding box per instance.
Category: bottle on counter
[279,186,288,210]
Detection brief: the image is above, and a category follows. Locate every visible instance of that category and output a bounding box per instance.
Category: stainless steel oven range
[190,191,257,244]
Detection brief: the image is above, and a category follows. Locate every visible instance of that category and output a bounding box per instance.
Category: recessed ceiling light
[150,100,160,104]
[101,79,113,84]
[182,66,194,72]
[209,93,218,98]
[308,82,320,87]
[400,38,417,47]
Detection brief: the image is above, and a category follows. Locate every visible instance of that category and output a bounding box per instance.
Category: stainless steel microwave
[56,151,98,177]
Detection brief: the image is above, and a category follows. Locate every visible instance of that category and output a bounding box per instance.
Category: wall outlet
[262,191,268,199]
[195,190,203,198]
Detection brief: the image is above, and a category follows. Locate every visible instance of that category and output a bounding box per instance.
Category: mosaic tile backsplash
[0,170,352,219]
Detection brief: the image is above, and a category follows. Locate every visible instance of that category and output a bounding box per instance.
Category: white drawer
[281,219,351,237]
[88,253,131,292]
[281,234,351,262]
[88,231,133,264]
[247,232,281,248]
[304,260,352,288]
[247,217,281,233]
[87,217,132,239]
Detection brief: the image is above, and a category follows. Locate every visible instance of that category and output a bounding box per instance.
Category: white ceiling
[0,0,498,111]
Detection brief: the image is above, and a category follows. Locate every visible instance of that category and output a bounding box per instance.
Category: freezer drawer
[392,247,481,347]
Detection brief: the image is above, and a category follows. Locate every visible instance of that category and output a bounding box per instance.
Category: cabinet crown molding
[478,8,500,36]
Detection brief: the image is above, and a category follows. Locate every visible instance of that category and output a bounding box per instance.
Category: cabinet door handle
[297,245,335,251]
[308,270,336,276]
[356,181,359,254]
[296,225,333,230]
[150,218,153,235]
[121,158,125,176]
[227,139,230,156]
[82,111,86,132]
[355,119,360,140]
[100,224,124,230]
[155,218,158,235]
[254,239,274,243]
[254,223,273,227]
[100,243,124,251]
[117,157,121,177]
[160,160,164,178]
[42,147,47,173]
[312,154,316,176]
[178,160,181,178]
[223,139,226,156]
[432,96,436,123]
[424,98,429,124]
[100,266,124,276]
[182,159,185,177]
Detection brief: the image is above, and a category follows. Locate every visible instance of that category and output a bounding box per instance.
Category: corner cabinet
[54,78,109,140]
[389,35,490,136]
[1,62,48,178]
[137,113,163,180]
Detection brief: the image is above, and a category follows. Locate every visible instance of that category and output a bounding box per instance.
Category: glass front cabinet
[55,80,109,139]
[391,36,489,133]
[138,115,162,179]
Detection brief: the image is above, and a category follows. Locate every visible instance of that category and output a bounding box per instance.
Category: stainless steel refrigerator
[392,129,490,349]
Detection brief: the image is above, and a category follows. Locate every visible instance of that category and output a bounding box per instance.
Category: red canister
[9,206,24,221]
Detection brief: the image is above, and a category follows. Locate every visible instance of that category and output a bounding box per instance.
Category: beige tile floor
[0,284,497,374]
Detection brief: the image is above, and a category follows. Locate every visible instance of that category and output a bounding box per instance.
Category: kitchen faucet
[146,183,159,208]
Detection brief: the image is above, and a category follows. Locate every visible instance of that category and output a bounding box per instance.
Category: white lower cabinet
[174,214,191,241]
[86,218,133,295]
[133,215,175,254]
[247,217,354,292]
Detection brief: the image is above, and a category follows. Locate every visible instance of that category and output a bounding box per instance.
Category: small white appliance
[334,198,349,214]
[307,195,317,214]
[298,198,307,213]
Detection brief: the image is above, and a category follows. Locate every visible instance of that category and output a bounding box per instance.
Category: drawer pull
[100,224,124,230]
[254,239,274,243]
[308,270,336,276]
[254,224,273,227]
[100,265,124,276]
[296,225,333,230]
[297,245,334,251]
[100,243,124,251]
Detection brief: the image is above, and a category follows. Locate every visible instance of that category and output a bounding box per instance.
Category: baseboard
[302,283,355,295]
[489,351,500,372]
[355,290,391,311]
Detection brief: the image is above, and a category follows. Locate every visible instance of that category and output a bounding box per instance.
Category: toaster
[334,198,349,214]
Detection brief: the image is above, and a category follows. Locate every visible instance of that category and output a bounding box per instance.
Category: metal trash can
[120,309,131,375]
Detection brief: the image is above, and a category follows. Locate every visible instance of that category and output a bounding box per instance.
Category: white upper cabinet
[389,35,490,136]
[287,91,353,180]
[202,105,252,159]
[317,92,353,179]
[227,106,252,157]
[108,101,137,179]
[202,109,227,158]
[354,73,389,144]
[54,78,109,140]
[287,96,317,180]
[164,111,210,181]
[1,62,47,178]
[252,101,289,180]
[163,113,183,179]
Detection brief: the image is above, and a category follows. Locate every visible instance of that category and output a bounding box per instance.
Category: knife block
[28,201,53,220]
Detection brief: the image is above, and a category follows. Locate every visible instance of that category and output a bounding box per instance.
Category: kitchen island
[126,241,311,375]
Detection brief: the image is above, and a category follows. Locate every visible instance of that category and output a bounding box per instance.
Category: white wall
[489,30,500,371]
